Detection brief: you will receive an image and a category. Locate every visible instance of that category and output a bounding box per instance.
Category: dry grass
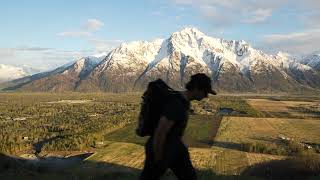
[246,152,285,167]
[247,98,320,119]
[247,99,289,112]
[84,141,286,176]
[87,142,145,169]
[46,100,93,104]
[215,117,320,144]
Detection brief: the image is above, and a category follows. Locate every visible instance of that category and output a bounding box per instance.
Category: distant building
[96,141,104,145]
[14,117,27,121]
[95,141,104,148]
[22,137,29,140]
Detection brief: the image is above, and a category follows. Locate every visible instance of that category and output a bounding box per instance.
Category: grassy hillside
[104,114,219,148]
[0,93,320,179]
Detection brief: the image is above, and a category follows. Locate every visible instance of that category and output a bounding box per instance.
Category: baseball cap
[190,73,217,95]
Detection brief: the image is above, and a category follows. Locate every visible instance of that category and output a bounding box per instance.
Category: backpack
[136,79,177,137]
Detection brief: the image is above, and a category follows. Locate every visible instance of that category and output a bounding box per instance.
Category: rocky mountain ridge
[2,28,320,93]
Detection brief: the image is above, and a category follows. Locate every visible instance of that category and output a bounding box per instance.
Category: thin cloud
[57,19,104,38]
[56,19,118,53]
[14,47,53,51]
[151,11,162,16]
[299,0,320,9]
[217,0,319,26]
[242,8,273,24]
[265,33,309,43]
[303,13,320,28]
[0,47,53,63]
[85,19,104,31]
[88,38,123,53]
[171,0,288,26]
[56,31,92,38]
[0,48,15,56]
[175,15,182,20]
[263,28,320,55]
[0,47,94,70]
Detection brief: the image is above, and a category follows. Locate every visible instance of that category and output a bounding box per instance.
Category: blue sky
[1,0,320,69]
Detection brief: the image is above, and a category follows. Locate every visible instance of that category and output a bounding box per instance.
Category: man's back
[161,92,190,139]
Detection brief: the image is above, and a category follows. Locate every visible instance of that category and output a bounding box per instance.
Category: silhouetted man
[140,73,216,180]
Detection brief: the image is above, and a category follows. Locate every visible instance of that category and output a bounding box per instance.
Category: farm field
[0,93,319,180]
[247,98,320,119]
[215,117,320,145]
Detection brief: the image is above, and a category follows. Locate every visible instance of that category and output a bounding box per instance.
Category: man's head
[185,73,216,101]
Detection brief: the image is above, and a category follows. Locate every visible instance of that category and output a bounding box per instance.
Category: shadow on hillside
[33,136,69,155]
[287,106,320,118]
[242,155,320,180]
[0,152,139,180]
[212,141,243,151]
[1,153,320,180]
[0,153,247,180]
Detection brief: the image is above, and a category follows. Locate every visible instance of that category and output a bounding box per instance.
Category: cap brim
[208,89,217,95]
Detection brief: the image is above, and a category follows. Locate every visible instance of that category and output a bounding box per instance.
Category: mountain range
[300,53,320,72]
[2,28,320,93]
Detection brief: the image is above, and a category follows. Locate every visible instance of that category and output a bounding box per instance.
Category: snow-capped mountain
[76,27,320,92]
[77,39,164,92]
[3,55,104,92]
[3,28,320,93]
[300,53,320,71]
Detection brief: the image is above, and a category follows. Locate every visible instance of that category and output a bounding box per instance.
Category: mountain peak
[300,52,320,70]
[178,27,205,35]
[171,27,206,40]
[92,52,108,58]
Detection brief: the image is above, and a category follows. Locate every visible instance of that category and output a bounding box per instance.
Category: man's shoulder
[166,93,189,108]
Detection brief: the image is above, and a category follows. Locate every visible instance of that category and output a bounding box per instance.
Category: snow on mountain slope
[61,56,102,77]
[76,27,320,92]
[131,27,320,91]
[2,55,104,92]
[141,28,293,77]
[99,39,163,71]
[4,27,320,93]
[300,53,320,70]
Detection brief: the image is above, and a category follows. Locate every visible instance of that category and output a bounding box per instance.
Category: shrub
[242,142,282,155]
[241,140,316,156]
[287,141,305,155]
